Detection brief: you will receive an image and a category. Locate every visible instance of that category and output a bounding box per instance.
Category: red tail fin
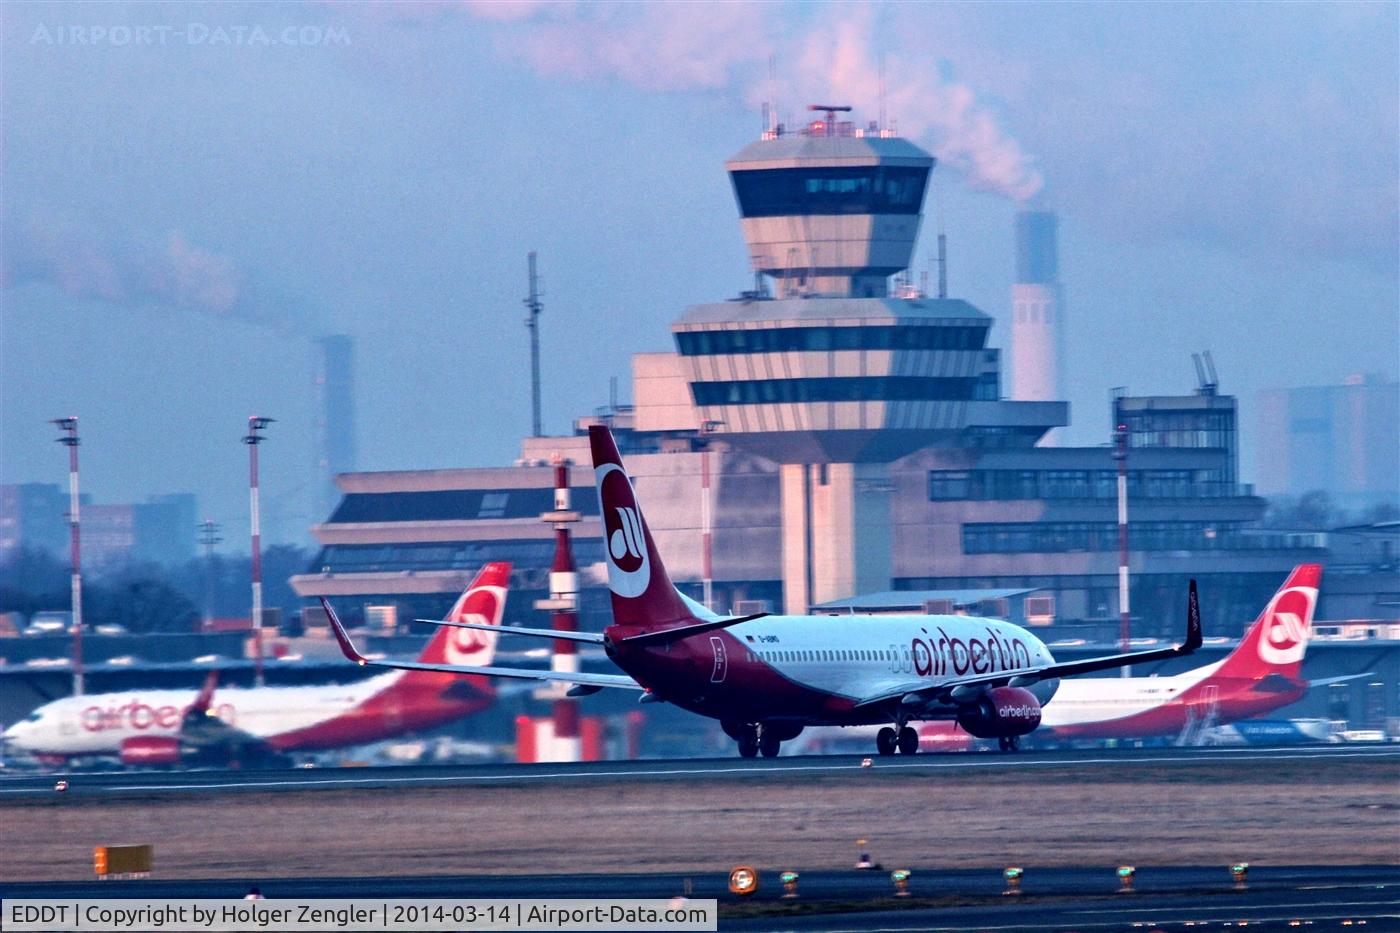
[588,426,695,629]
[414,561,511,667]
[1216,564,1322,680]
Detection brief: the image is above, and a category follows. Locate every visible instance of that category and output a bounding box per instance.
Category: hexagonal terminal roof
[727,134,934,171]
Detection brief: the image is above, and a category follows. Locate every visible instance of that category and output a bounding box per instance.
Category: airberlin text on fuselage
[80,699,236,732]
[911,627,1030,678]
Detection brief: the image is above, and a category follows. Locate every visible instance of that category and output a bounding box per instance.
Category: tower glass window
[730,167,929,217]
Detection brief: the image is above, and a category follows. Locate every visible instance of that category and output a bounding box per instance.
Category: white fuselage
[621,612,1061,724]
[1036,661,1224,728]
[2,672,403,756]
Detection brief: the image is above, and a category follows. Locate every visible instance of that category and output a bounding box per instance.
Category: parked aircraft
[324,428,1200,757]
[3,563,510,766]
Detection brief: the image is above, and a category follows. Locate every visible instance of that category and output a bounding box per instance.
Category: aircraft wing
[856,579,1203,710]
[415,618,605,645]
[324,599,642,691]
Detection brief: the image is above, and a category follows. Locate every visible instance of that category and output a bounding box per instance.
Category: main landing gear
[998,736,1021,752]
[727,722,788,758]
[876,725,919,755]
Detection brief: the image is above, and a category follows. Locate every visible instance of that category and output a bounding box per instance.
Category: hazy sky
[3,1,1397,549]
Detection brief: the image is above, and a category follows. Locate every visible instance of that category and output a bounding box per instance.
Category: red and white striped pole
[244,417,273,688]
[51,417,83,696]
[546,458,580,761]
[700,444,713,612]
[1114,423,1131,677]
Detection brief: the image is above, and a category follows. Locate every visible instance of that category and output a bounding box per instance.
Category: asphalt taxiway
[2,743,1396,798]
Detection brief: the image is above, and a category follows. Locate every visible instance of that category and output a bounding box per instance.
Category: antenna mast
[525,252,543,437]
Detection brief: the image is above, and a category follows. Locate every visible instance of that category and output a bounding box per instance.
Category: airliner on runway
[3,563,511,767]
[325,427,1203,758]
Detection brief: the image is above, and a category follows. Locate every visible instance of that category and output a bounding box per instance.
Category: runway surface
[2,743,1396,798]
[3,866,1396,931]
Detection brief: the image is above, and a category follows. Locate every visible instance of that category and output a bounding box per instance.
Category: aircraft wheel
[876,727,897,756]
[1008,735,1021,752]
[759,731,781,758]
[998,737,1009,751]
[897,726,919,755]
[737,726,759,758]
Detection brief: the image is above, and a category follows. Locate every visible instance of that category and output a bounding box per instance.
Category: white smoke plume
[336,1,1043,201]
[1,209,306,333]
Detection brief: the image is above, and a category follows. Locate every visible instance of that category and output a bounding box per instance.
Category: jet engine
[119,736,183,766]
[955,686,1042,738]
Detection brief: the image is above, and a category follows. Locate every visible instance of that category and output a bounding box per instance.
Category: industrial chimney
[315,335,358,514]
[1009,211,1066,442]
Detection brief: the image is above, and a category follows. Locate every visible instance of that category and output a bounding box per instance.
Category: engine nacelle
[119,736,183,766]
[955,686,1042,739]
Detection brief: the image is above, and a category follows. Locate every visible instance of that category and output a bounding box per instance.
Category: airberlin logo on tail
[1257,586,1316,666]
[597,463,651,598]
[443,586,504,666]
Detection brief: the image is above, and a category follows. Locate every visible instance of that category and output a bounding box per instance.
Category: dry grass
[3,759,1396,881]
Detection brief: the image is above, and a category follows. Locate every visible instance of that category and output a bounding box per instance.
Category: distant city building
[316,335,358,517]
[0,483,68,561]
[293,111,1327,640]
[1256,375,1400,513]
[0,485,196,566]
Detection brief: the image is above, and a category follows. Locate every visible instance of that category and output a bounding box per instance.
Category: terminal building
[291,111,1328,642]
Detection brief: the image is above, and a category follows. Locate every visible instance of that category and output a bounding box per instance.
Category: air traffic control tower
[673,109,1068,613]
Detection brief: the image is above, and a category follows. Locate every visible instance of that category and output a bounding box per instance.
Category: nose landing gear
[876,725,919,755]
[997,736,1021,752]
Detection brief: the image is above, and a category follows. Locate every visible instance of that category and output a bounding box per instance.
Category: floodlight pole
[51,417,83,696]
[244,417,274,688]
[1114,423,1131,677]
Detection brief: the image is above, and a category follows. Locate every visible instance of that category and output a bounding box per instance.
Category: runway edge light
[1003,866,1024,896]
[891,868,911,897]
[728,865,758,896]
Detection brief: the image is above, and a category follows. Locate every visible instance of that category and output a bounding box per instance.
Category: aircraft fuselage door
[709,636,727,684]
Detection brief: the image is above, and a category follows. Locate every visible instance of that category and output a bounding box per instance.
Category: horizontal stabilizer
[1308,673,1372,689]
[415,618,604,645]
[617,613,768,647]
[322,598,641,691]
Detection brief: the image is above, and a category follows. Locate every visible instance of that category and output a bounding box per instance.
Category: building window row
[693,376,987,407]
[329,488,600,524]
[730,166,928,217]
[959,521,1310,555]
[929,468,1243,501]
[675,325,988,356]
[312,538,605,575]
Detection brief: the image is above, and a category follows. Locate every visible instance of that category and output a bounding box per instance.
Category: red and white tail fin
[588,425,696,629]
[414,561,511,667]
[1215,564,1322,680]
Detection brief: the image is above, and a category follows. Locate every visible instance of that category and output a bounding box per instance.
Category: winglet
[320,597,368,666]
[190,669,219,715]
[1183,579,1202,652]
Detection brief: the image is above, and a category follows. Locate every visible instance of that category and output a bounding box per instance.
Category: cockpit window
[25,711,43,722]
